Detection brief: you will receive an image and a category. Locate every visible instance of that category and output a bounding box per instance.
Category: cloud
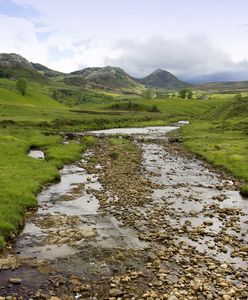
[104,35,248,82]
[0,15,48,64]
[1,1,248,82]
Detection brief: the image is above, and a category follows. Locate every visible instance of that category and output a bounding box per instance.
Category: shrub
[149,104,160,112]
[16,78,28,96]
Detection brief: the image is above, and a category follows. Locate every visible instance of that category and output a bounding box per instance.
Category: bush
[149,104,160,112]
[16,78,28,96]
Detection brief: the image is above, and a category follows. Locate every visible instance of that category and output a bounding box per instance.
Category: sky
[1,0,248,82]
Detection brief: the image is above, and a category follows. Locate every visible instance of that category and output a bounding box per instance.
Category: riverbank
[182,121,248,194]
[0,129,247,299]
[0,127,95,249]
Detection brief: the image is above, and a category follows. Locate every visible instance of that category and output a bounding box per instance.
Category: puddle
[28,149,45,159]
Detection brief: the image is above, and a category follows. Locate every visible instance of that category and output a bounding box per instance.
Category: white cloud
[0,15,48,64]
[104,36,248,81]
[1,0,248,81]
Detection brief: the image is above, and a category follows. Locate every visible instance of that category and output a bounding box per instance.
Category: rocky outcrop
[0,53,33,69]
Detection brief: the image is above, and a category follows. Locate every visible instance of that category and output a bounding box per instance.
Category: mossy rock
[240,185,248,197]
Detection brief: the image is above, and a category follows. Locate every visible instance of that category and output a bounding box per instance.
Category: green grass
[0,127,95,248]
[183,120,248,185]
[182,96,248,187]
[0,72,247,247]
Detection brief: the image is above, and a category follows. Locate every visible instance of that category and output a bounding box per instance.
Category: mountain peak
[67,65,145,94]
[139,68,190,89]
[0,53,32,69]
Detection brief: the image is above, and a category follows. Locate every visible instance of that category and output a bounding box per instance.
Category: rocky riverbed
[0,127,247,299]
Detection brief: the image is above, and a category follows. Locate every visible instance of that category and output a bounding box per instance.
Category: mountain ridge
[2,52,248,93]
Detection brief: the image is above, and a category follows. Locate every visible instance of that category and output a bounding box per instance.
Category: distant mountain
[138,68,190,89]
[65,66,145,95]
[3,52,248,94]
[32,63,65,78]
[195,81,248,92]
[0,53,46,81]
[0,53,32,69]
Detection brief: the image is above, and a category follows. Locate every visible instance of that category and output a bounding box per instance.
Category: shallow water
[141,142,248,269]
[89,126,178,137]
[1,126,248,297]
[28,149,44,159]
[15,150,147,260]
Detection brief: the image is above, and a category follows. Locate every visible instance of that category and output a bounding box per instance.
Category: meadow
[0,76,247,247]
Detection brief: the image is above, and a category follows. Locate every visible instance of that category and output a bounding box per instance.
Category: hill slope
[0,53,47,82]
[64,66,145,95]
[32,63,65,78]
[195,81,248,92]
[138,68,190,89]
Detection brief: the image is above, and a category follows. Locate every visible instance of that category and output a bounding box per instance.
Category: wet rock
[109,288,122,297]
[239,245,248,252]
[9,278,22,284]
[203,220,213,226]
[0,256,19,270]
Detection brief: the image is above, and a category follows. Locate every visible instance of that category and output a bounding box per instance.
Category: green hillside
[0,53,247,248]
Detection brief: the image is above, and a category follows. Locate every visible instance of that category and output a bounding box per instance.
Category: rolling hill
[65,66,145,95]
[32,63,65,78]
[195,80,248,92]
[0,53,193,95]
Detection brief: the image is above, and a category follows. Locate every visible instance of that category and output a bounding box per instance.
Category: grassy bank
[0,127,95,248]
[183,121,248,181]
[0,74,247,247]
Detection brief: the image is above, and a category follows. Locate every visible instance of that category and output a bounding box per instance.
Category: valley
[0,53,247,299]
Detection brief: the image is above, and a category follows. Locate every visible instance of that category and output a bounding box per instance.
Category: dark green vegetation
[0,52,248,248]
[108,100,161,112]
[16,78,27,95]
[179,88,193,99]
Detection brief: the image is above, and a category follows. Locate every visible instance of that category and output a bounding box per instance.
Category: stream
[0,126,247,299]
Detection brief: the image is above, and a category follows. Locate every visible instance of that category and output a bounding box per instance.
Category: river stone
[203,220,213,226]
[109,288,122,297]
[239,245,248,252]
[9,278,22,284]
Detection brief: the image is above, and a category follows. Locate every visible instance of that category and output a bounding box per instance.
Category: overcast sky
[1,0,248,82]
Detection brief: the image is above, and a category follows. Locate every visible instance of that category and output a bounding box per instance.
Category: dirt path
[0,127,247,299]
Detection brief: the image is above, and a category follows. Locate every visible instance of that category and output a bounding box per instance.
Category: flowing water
[1,126,247,298]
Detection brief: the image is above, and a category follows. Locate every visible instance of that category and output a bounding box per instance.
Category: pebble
[109,288,123,297]
[9,278,22,284]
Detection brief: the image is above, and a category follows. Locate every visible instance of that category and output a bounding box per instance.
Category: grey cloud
[104,36,248,82]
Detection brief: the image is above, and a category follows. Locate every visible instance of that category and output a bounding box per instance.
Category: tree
[142,88,152,99]
[179,89,187,99]
[187,89,193,99]
[16,79,27,96]
[150,104,160,112]
[179,88,193,99]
